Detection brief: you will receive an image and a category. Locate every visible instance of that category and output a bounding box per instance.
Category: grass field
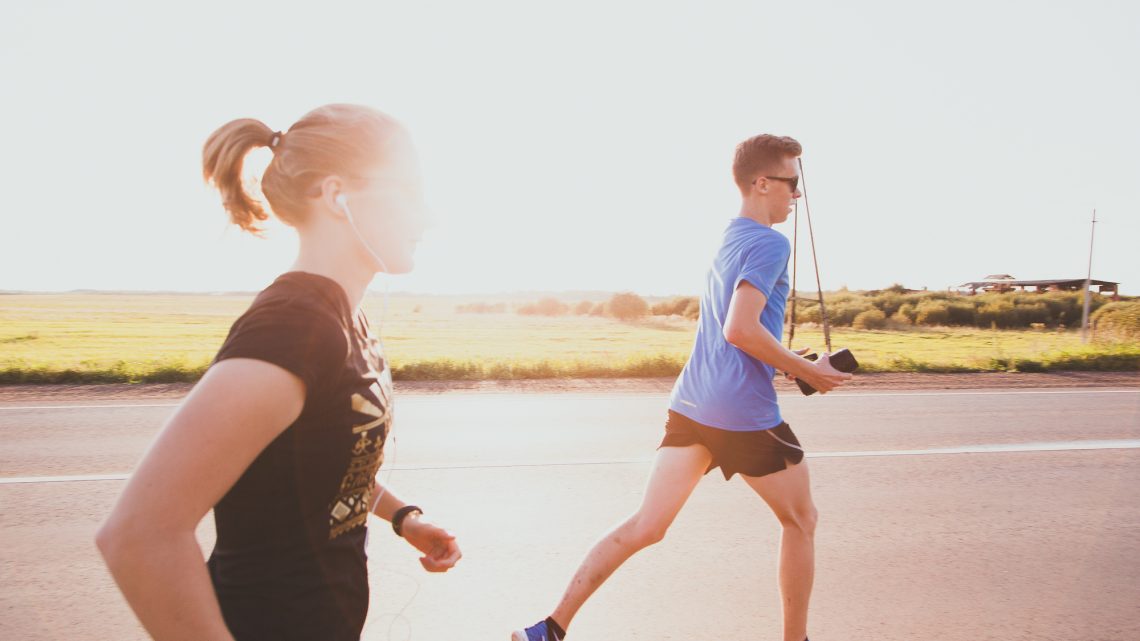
[1,293,1136,383]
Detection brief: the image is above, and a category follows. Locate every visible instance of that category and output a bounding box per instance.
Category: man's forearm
[725,322,815,379]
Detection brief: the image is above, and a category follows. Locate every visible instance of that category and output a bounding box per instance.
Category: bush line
[1,348,1136,385]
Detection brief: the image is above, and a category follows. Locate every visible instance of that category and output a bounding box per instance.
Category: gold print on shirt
[328,385,391,540]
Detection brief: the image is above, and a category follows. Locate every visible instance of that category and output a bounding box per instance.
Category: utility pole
[1081,209,1097,343]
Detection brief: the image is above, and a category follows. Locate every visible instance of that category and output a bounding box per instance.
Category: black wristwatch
[392,505,423,537]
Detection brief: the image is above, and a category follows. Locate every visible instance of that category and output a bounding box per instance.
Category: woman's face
[340,134,429,274]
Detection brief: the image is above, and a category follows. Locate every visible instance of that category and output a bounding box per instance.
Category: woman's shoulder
[215,275,353,385]
[226,274,353,347]
[238,273,349,326]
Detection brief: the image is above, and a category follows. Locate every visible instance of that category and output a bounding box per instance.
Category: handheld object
[795,348,859,396]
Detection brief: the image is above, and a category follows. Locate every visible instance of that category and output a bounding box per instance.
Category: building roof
[959,278,1119,288]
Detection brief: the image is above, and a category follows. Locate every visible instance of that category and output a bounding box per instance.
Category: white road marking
[3,439,1137,485]
[823,389,1138,399]
[0,403,180,411]
[0,388,1136,412]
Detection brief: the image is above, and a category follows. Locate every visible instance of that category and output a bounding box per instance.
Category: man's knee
[618,514,670,549]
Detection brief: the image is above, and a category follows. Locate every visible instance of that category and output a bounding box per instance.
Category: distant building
[959,275,1120,296]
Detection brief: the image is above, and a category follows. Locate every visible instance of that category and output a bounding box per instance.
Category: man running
[513,134,851,641]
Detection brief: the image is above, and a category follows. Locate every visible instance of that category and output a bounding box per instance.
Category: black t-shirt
[205,272,392,641]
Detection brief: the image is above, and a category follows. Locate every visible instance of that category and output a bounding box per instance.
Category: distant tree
[651,296,699,318]
[517,297,569,316]
[681,298,700,320]
[607,292,649,320]
[456,302,507,314]
[852,308,887,330]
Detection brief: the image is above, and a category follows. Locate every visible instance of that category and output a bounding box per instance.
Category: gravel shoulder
[0,371,1135,403]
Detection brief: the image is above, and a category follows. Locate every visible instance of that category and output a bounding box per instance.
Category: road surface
[2,385,1138,640]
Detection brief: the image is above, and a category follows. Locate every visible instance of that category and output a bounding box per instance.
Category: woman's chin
[377,255,415,275]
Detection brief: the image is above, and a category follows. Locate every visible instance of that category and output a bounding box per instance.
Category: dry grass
[1,293,1135,383]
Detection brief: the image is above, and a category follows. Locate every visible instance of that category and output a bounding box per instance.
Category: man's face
[756,156,802,224]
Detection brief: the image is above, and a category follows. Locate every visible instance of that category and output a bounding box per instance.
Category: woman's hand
[401,516,461,572]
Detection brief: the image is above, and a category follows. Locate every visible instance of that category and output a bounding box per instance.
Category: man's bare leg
[741,460,817,641]
[548,444,713,630]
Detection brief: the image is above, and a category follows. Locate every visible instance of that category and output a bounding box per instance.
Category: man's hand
[799,352,853,394]
[783,347,813,381]
[401,516,462,572]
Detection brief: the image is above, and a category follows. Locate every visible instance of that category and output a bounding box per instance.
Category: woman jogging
[97,103,460,641]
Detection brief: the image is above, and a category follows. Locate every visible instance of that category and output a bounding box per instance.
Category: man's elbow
[722,321,746,348]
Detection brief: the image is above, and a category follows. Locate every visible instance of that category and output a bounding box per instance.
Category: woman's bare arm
[95,358,306,641]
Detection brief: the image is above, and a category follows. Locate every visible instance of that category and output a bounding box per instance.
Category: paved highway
[1,386,1137,640]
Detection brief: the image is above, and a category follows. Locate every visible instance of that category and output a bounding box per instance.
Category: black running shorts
[659,409,805,480]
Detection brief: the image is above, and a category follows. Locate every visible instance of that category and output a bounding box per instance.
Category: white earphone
[335,193,352,221]
[334,193,388,274]
[337,191,397,528]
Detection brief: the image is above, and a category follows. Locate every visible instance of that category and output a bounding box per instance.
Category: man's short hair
[732,134,802,194]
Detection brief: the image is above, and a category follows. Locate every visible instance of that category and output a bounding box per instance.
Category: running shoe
[512,620,557,641]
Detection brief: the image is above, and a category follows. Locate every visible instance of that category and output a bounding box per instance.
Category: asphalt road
[2,386,1138,640]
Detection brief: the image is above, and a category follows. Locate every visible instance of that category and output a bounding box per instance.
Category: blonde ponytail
[202,118,276,233]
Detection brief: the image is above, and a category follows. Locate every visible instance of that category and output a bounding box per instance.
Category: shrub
[945,302,977,326]
[517,298,569,316]
[852,308,888,330]
[652,296,698,317]
[895,303,917,324]
[826,301,874,326]
[914,299,950,326]
[682,298,700,320]
[456,302,507,314]
[1091,301,1140,341]
[606,292,650,320]
[573,300,594,315]
[792,300,822,324]
[889,310,913,326]
[589,302,607,316]
[975,300,1018,329]
[870,292,905,317]
[1015,302,1050,326]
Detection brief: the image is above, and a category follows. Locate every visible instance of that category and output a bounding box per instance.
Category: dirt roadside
[0,371,1135,403]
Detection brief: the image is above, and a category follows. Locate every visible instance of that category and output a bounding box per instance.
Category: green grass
[1,293,1136,384]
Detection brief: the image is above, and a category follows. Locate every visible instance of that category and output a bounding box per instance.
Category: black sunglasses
[752,175,799,192]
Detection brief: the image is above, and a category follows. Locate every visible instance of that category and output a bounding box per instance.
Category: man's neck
[738,200,774,227]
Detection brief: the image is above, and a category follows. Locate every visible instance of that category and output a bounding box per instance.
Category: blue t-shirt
[669,217,791,431]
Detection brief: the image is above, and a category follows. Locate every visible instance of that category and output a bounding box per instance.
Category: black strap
[392,505,422,537]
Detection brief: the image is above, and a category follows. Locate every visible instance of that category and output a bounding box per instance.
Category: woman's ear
[315,175,348,219]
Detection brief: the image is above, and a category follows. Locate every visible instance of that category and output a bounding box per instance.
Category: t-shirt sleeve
[734,233,792,300]
[213,300,349,394]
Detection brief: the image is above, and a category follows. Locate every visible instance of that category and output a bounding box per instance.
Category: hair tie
[269,131,283,149]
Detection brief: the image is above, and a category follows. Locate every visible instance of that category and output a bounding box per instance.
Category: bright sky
[2,1,1137,296]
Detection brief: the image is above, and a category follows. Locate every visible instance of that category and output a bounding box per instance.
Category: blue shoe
[512,620,557,641]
